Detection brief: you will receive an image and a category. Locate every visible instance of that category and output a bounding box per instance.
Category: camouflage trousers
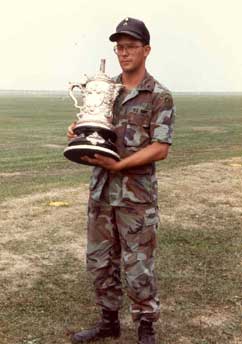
[86,198,160,322]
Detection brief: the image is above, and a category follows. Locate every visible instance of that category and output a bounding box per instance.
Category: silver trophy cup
[64,59,122,165]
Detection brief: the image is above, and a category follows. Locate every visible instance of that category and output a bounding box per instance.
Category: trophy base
[64,145,120,165]
[64,128,120,165]
[64,124,120,165]
[74,123,116,142]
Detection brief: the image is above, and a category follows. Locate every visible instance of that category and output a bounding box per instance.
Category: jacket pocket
[123,112,151,147]
[122,173,152,204]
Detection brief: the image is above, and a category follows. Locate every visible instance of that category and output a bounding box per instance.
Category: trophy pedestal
[64,124,120,165]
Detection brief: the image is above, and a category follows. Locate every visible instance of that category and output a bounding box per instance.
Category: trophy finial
[100,59,106,73]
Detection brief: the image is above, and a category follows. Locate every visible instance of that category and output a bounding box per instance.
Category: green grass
[165,94,242,168]
[0,95,91,201]
[0,94,241,202]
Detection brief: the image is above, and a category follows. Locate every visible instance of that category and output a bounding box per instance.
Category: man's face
[114,35,151,73]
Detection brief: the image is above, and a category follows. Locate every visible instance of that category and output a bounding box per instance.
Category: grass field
[0,93,241,202]
[0,93,242,344]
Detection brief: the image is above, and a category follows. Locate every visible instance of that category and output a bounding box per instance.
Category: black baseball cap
[109,17,150,45]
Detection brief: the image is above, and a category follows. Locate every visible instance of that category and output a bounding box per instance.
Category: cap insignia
[123,17,129,26]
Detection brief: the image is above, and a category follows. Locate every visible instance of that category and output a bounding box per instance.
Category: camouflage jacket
[89,71,176,206]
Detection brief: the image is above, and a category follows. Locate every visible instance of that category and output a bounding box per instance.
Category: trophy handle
[68,83,84,111]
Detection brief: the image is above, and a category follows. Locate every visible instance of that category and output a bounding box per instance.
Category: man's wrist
[113,159,126,172]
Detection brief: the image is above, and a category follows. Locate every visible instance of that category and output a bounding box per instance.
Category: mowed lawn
[0,93,241,201]
[0,93,242,344]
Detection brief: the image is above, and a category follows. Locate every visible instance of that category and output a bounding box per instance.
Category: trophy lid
[93,59,114,83]
[100,59,106,73]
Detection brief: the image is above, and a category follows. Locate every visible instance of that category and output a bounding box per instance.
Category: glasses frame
[113,43,146,55]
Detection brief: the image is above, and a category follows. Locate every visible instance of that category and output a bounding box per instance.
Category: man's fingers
[94,154,108,161]
[67,123,77,139]
[94,154,115,164]
[94,154,102,159]
[67,130,75,137]
[81,155,93,162]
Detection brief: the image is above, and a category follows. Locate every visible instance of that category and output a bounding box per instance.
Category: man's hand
[81,154,121,172]
[67,121,77,140]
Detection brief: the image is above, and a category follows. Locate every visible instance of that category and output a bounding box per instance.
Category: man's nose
[120,49,129,56]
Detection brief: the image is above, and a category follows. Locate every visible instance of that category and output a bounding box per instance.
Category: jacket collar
[113,70,155,92]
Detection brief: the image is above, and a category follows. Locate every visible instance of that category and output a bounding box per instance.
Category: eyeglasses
[113,44,145,55]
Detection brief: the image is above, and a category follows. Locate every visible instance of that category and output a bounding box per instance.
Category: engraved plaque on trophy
[64,59,122,165]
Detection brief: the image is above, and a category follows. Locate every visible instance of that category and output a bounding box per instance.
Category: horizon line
[0,89,242,94]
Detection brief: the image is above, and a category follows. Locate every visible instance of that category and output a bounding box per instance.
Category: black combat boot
[138,320,155,344]
[70,309,120,343]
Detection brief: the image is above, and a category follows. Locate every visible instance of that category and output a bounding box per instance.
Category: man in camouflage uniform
[68,17,175,344]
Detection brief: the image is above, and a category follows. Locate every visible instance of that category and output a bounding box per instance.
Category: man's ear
[144,45,151,58]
